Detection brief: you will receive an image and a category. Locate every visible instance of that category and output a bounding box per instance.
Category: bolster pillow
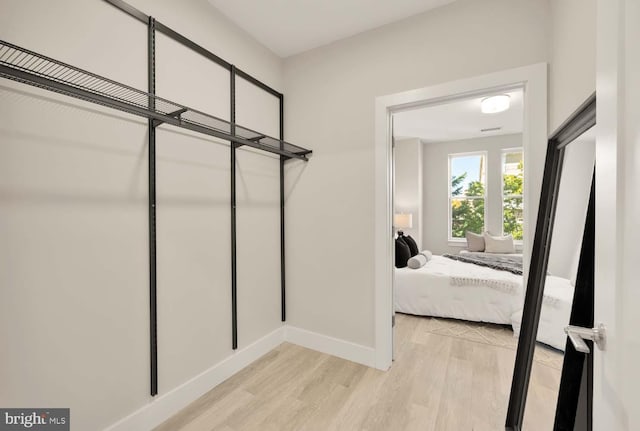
[407,254,427,269]
[419,250,433,261]
[407,250,433,269]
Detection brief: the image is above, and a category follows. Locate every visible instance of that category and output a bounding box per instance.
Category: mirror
[522,126,595,429]
[506,94,596,430]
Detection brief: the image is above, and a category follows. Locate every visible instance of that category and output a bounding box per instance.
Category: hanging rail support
[147,15,158,397]
[235,134,266,149]
[280,95,286,322]
[152,107,188,127]
[230,66,238,350]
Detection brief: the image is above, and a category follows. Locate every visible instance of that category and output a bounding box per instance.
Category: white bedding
[459,250,523,258]
[395,255,575,351]
[511,275,575,351]
[394,255,524,325]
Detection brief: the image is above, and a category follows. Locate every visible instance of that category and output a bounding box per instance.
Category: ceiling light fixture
[481,94,511,114]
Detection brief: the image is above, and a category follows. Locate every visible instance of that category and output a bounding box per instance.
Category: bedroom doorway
[391,87,528,334]
[374,65,548,427]
[375,64,548,370]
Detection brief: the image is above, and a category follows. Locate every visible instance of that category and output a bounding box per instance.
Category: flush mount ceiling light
[481,94,511,114]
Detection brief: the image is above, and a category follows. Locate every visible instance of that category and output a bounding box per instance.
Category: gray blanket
[443,253,523,275]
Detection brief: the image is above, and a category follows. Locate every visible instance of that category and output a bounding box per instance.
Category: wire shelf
[0,40,311,160]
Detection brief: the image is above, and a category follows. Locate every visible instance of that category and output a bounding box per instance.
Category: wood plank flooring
[155,314,562,431]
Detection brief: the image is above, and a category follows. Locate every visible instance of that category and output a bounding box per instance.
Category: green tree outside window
[503,152,524,240]
[449,153,486,239]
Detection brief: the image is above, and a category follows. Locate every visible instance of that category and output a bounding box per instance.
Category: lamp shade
[394,213,413,229]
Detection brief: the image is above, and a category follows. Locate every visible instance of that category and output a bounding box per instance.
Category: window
[449,153,487,240]
[502,149,524,240]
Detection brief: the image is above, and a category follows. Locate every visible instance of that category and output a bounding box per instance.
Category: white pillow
[407,254,427,269]
[465,231,485,251]
[407,250,432,269]
[419,250,433,261]
[483,232,515,253]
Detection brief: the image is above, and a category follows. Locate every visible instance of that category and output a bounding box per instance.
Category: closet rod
[0,41,311,161]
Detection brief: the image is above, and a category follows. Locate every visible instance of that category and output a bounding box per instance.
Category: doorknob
[564,324,606,353]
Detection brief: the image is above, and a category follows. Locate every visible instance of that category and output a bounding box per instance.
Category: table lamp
[394,213,413,237]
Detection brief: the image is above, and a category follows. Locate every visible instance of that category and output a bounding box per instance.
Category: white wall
[421,134,522,255]
[549,0,596,132]
[393,138,422,247]
[283,0,550,348]
[133,0,283,90]
[595,1,640,428]
[543,0,596,278]
[547,136,595,279]
[0,0,284,429]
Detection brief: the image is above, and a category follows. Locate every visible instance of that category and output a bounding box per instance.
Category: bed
[394,255,524,325]
[394,254,575,351]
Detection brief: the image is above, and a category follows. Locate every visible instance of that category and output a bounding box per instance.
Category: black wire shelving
[0,40,311,161]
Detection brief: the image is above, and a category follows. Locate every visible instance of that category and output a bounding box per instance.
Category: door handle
[564,324,606,353]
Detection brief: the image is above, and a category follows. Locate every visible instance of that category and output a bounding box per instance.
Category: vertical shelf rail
[147,16,158,397]
[280,95,286,322]
[230,66,238,350]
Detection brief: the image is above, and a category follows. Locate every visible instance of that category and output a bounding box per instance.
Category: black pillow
[403,235,419,257]
[395,237,411,268]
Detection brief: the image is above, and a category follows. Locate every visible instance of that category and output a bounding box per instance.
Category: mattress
[511,275,575,351]
[394,255,524,325]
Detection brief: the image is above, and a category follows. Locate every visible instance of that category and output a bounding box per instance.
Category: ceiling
[207,0,456,58]
[393,89,524,143]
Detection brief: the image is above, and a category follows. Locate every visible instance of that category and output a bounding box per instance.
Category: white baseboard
[104,326,285,431]
[284,326,376,368]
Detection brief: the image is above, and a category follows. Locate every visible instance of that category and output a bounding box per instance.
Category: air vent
[481,127,502,132]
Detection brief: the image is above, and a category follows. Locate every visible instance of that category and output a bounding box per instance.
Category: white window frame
[447,151,488,244]
[501,147,524,244]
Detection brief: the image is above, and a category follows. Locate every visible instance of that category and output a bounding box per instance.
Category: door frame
[373,63,548,370]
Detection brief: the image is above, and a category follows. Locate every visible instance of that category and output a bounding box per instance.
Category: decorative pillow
[465,231,485,252]
[483,232,515,253]
[395,238,411,268]
[419,250,433,261]
[407,254,427,269]
[403,235,419,256]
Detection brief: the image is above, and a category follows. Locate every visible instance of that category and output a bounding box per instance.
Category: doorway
[391,88,527,357]
[374,63,548,370]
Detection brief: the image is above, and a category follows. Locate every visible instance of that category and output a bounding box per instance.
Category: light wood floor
[155,314,562,431]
